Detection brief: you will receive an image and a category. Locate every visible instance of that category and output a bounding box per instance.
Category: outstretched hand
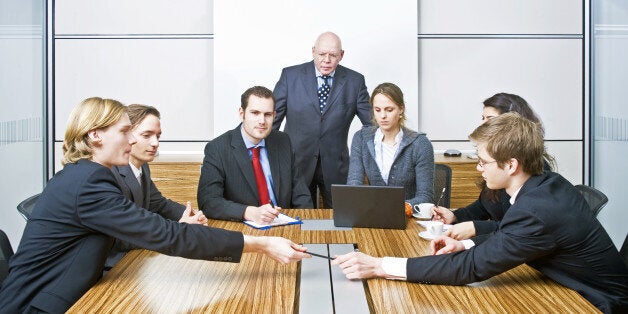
[430,236,465,255]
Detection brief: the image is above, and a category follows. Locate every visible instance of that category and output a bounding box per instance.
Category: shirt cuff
[381,257,408,280]
[461,239,476,250]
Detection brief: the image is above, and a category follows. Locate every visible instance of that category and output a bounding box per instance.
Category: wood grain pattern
[68,209,599,313]
[434,155,482,209]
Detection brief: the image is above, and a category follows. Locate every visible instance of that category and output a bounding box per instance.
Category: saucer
[412,213,431,220]
[419,231,441,240]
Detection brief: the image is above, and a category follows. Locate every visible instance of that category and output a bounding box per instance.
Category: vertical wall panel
[54,39,213,143]
[55,0,213,34]
[419,0,582,34]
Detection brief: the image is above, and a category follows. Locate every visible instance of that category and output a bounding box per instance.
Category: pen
[435,187,446,207]
[306,251,334,260]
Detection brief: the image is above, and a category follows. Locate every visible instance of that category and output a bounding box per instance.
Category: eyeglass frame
[477,159,498,168]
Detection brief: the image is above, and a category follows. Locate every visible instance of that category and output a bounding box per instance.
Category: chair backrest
[17,193,41,220]
[574,185,608,217]
[620,233,628,268]
[0,229,14,286]
[433,164,452,208]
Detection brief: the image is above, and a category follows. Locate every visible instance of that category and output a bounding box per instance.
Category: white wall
[49,1,623,247]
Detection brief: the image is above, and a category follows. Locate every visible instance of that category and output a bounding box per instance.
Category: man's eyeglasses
[477,159,497,168]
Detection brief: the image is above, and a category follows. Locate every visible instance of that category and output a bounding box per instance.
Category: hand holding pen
[243,202,281,225]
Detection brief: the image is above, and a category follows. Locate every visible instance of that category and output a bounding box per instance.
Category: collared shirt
[129,162,142,186]
[315,66,335,88]
[374,128,403,184]
[240,127,278,206]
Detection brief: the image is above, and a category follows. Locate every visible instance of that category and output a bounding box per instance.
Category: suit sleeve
[406,202,556,284]
[354,75,373,127]
[145,165,186,221]
[197,141,248,221]
[406,135,434,204]
[347,130,366,185]
[78,167,244,262]
[272,68,288,131]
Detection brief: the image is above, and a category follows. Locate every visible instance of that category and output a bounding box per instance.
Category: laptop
[331,184,407,229]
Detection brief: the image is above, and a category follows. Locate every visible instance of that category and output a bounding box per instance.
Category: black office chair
[17,193,41,220]
[574,185,608,217]
[620,234,628,268]
[433,164,452,208]
[0,229,14,286]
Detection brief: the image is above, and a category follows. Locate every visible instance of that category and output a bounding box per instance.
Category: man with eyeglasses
[332,113,628,313]
[272,31,372,208]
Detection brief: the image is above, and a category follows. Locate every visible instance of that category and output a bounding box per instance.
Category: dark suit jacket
[197,126,312,221]
[406,172,628,313]
[106,163,186,267]
[454,161,552,241]
[273,61,372,191]
[0,159,244,313]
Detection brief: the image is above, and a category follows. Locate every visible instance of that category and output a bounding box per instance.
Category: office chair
[17,193,41,220]
[433,164,452,208]
[620,234,628,268]
[0,229,14,286]
[574,185,608,217]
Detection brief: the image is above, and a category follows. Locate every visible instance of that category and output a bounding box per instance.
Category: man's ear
[507,158,520,175]
[238,107,244,121]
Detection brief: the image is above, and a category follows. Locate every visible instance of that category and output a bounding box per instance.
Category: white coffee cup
[427,221,444,236]
[414,202,434,218]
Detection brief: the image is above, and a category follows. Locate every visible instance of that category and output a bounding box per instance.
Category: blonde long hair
[62,97,127,165]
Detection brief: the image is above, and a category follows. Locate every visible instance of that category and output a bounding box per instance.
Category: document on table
[244,213,302,230]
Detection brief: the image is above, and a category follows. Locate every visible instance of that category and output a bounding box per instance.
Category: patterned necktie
[249,147,271,205]
[136,171,142,187]
[318,75,331,112]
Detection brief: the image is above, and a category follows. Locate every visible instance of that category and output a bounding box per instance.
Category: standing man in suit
[198,86,312,224]
[273,31,372,208]
[332,113,628,313]
[106,104,207,268]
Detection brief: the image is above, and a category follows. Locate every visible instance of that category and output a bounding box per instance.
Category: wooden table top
[68,209,599,313]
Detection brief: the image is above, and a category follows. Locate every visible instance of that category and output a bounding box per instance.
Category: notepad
[244,213,302,230]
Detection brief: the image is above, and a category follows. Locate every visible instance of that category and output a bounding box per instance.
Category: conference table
[68,209,599,313]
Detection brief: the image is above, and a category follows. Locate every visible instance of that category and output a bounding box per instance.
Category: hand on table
[430,236,465,255]
[243,236,310,264]
[331,251,385,280]
[444,221,475,240]
[244,204,281,225]
[431,206,456,224]
[179,201,208,225]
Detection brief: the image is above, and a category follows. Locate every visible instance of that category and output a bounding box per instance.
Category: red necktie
[250,147,271,205]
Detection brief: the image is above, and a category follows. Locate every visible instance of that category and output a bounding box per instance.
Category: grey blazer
[347,126,434,205]
[273,61,372,192]
[106,163,186,267]
[197,126,312,221]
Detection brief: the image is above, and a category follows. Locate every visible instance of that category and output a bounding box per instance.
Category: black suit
[105,163,186,268]
[197,126,312,221]
[0,159,244,313]
[407,172,628,313]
